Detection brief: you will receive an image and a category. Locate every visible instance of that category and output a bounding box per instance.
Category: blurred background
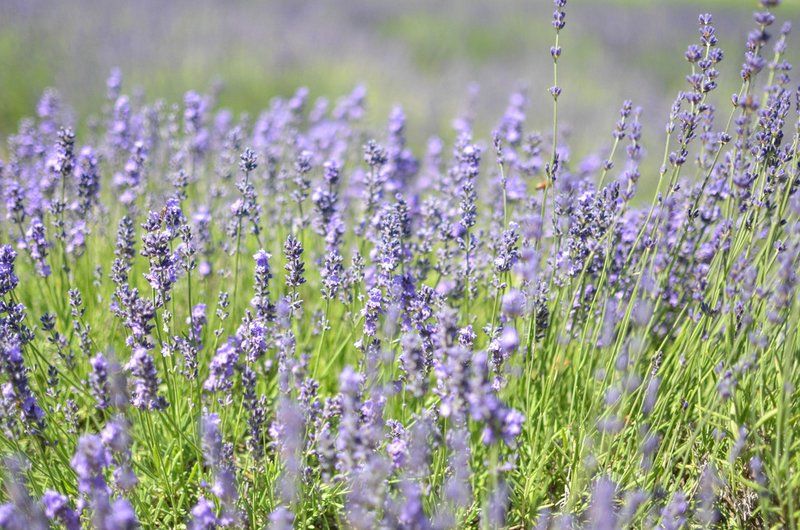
[1,0,798,153]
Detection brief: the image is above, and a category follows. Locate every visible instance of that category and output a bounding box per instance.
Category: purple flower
[227,147,263,243]
[189,303,207,350]
[271,397,305,506]
[457,142,481,230]
[204,338,239,394]
[0,458,48,530]
[125,346,167,410]
[24,217,50,277]
[53,127,76,178]
[501,289,526,318]
[184,91,210,156]
[0,335,45,434]
[321,248,344,300]
[587,477,616,530]
[268,506,295,530]
[106,67,122,100]
[112,286,156,349]
[363,287,383,338]
[283,235,306,288]
[89,353,111,409]
[70,433,138,527]
[75,145,101,216]
[659,491,688,530]
[493,222,519,273]
[497,326,519,357]
[552,0,566,31]
[41,491,80,530]
[239,147,258,173]
[188,497,220,530]
[102,416,137,491]
[141,206,181,306]
[0,246,19,296]
[106,498,138,530]
[199,413,239,525]
[252,250,275,320]
[363,140,387,168]
[111,216,136,286]
[71,434,111,496]
[466,352,524,446]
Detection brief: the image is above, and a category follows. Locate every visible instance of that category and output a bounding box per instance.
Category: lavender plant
[0,1,799,528]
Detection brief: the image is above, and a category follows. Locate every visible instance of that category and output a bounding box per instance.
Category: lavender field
[0,0,799,528]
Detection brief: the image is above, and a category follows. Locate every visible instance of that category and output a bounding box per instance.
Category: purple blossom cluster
[0,0,799,527]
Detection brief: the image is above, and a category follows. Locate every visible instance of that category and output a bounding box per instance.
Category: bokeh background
[1,0,798,154]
